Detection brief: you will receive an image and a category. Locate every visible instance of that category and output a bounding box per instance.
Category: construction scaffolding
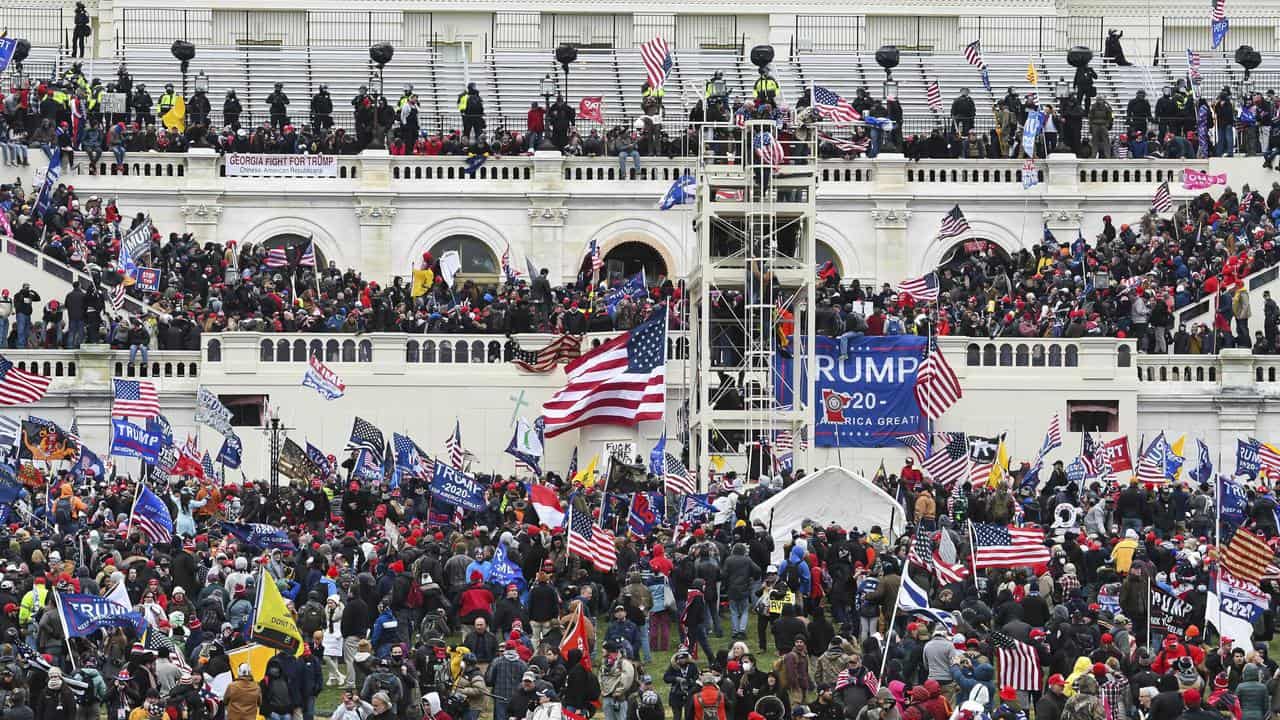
[686,120,818,488]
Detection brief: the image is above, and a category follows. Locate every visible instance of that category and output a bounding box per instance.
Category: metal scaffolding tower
[686,120,818,487]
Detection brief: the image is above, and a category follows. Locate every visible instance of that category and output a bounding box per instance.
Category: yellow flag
[411,268,434,297]
[572,453,599,487]
[248,569,304,656]
[162,96,186,133]
[710,455,726,472]
[1026,62,1039,86]
[224,643,279,681]
[1170,435,1187,479]
[987,438,1010,488]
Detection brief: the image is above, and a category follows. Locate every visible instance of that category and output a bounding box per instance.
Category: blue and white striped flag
[301,355,345,400]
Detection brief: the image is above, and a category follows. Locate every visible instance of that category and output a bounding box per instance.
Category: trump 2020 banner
[56,592,146,637]
[430,463,485,512]
[776,335,925,448]
[109,419,162,463]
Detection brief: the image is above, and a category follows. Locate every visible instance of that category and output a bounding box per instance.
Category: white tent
[748,466,907,559]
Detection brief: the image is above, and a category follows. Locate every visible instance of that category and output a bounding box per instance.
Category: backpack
[782,563,802,592]
[54,497,72,525]
[695,688,723,718]
[297,603,324,635]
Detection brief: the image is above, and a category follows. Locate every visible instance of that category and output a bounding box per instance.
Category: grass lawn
[314,620,783,718]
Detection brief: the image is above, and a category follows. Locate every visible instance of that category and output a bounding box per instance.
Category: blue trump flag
[430,463,485,512]
[776,335,926,448]
[659,174,696,210]
[1219,476,1249,524]
[147,415,174,448]
[628,491,664,537]
[1189,439,1213,484]
[491,541,525,590]
[1022,110,1045,158]
[649,433,667,476]
[109,419,161,463]
[74,445,105,482]
[220,522,297,551]
[218,433,243,469]
[605,271,648,317]
[0,39,17,74]
[33,148,61,219]
[306,442,333,477]
[1237,438,1260,478]
[55,592,146,637]
[678,493,715,524]
[1212,19,1229,49]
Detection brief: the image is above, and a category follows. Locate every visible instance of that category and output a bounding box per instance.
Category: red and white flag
[578,97,603,123]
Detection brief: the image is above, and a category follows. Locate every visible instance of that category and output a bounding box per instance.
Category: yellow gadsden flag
[411,268,434,297]
[1026,61,1039,87]
[572,453,599,487]
[986,436,1010,488]
[224,643,279,681]
[162,96,186,133]
[247,569,303,656]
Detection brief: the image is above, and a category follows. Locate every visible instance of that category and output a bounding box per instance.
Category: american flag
[923,432,968,487]
[640,37,673,91]
[908,528,936,570]
[201,451,218,481]
[664,452,697,495]
[1187,49,1202,83]
[754,132,786,167]
[142,625,190,670]
[1222,527,1274,585]
[501,243,518,284]
[1211,0,1226,23]
[914,338,962,420]
[588,239,604,273]
[131,485,173,544]
[1043,414,1062,454]
[835,668,879,695]
[345,416,385,465]
[812,85,862,123]
[0,356,52,406]
[264,247,290,269]
[991,630,1042,691]
[818,132,869,154]
[964,40,987,69]
[542,309,667,438]
[567,506,616,571]
[1259,441,1280,477]
[925,80,942,113]
[0,416,20,456]
[445,419,464,470]
[899,433,932,462]
[109,283,126,311]
[1152,181,1173,213]
[111,378,160,419]
[933,527,971,583]
[298,240,316,267]
[898,272,940,302]
[937,205,971,241]
[970,523,1051,568]
[511,334,582,372]
[1136,433,1173,483]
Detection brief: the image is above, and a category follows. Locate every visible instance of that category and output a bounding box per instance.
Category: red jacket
[527,108,545,133]
[691,685,726,720]
[458,584,494,618]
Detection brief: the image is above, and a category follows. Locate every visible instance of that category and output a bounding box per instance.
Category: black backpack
[54,497,72,525]
[782,563,803,592]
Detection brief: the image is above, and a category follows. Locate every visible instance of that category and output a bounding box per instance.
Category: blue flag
[74,445,105,482]
[628,491,664,537]
[1022,110,1044,158]
[659,174,697,210]
[220,522,297,551]
[430,463,485,512]
[218,433,243,469]
[1236,438,1260,478]
[980,66,992,92]
[131,486,173,544]
[1212,19,1229,49]
[33,148,61,219]
[0,39,16,75]
[0,464,22,505]
[1219,476,1249,524]
[109,419,162,463]
[56,592,146,637]
[605,271,648,317]
[306,442,332,478]
[147,415,174,448]
[1189,439,1213,484]
[491,541,525,590]
[649,433,667,477]
[678,493,715,524]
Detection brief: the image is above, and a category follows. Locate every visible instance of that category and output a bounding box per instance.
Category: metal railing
[1,236,152,316]
[0,6,65,50]
[794,14,1104,54]
[120,9,433,48]
[491,12,740,51]
[1164,16,1280,52]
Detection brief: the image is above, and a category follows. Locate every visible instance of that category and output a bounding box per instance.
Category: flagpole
[52,591,78,671]
[878,563,906,679]
[967,520,981,591]
[125,472,143,540]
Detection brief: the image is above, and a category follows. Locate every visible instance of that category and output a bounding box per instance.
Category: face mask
[742,663,753,672]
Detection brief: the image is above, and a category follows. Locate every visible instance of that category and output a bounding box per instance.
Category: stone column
[869,207,911,281]
[528,151,570,283]
[179,201,223,245]
[356,151,396,282]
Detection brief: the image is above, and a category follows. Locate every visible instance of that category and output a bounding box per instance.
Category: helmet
[275,82,284,89]
[319,84,328,91]
[164,83,173,91]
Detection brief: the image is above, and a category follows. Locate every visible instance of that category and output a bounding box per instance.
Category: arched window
[1065,345,1079,367]
[998,344,1013,366]
[487,341,503,363]
[341,340,356,363]
[427,235,499,283]
[966,343,980,366]
[982,344,996,366]
[292,340,306,360]
[206,339,222,362]
[590,240,668,283]
[816,240,842,277]
[260,340,274,362]
[1048,345,1063,367]
[309,339,323,360]
[276,339,290,362]
[406,341,420,363]
[1015,345,1029,367]
[423,340,437,362]
[471,340,485,363]
[358,340,373,362]
[1031,345,1045,366]
[439,341,453,363]
[325,339,339,362]
[455,342,469,363]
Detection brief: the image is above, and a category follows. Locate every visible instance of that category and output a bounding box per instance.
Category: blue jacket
[778,545,811,596]
[370,608,402,652]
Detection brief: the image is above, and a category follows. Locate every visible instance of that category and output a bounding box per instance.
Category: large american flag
[640,37,673,90]
[1043,414,1062,454]
[111,379,160,419]
[445,419,464,470]
[264,247,290,269]
[899,433,933,463]
[1187,49,1202,83]
[914,338,962,420]
[511,334,582,373]
[937,205,971,241]
[1152,181,1173,213]
[1211,0,1226,23]
[923,432,968,487]
[813,85,862,123]
[971,523,1051,568]
[754,132,786,167]
[1223,528,1274,585]
[0,356,51,406]
[818,132,869,154]
[898,272,940,302]
[991,630,1042,691]
[298,240,317,268]
[925,80,942,113]
[1259,441,1280,477]
[664,452,697,495]
[567,506,616,571]
[542,309,667,438]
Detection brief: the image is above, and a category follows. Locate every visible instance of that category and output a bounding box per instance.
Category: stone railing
[4,346,202,388]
